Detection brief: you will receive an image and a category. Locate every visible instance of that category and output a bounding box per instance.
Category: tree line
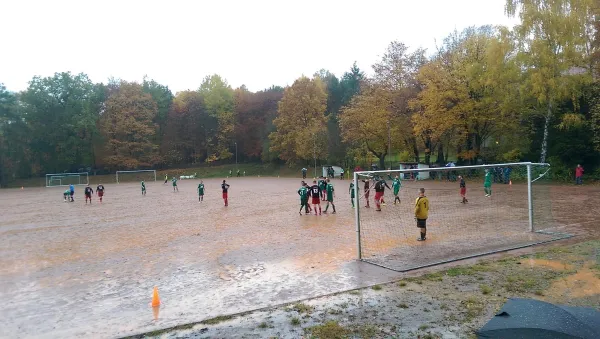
[0,0,598,185]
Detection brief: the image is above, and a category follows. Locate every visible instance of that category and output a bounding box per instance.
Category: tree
[162,91,207,164]
[199,75,235,162]
[20,72,101,174]
[99,81,159,169]
[506,0,594,162]
[142,77,173,152]
[340,84,410,169]
[413,27,523,164]
[234,86,283,161]
[269,76,328,164]
[372,41,427,164]
[0,84,28,185]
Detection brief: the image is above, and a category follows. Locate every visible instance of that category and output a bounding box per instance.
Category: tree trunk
[412,138,420,163]
[424,136,431,165]
[540,101,552,163]
[379,155,386,170]
[437,143,445,166]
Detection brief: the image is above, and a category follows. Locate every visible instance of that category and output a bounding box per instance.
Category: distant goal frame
[115,170,157,184]
[45,172,89,187]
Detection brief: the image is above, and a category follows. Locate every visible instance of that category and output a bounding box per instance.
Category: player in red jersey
[309,179,322,215]
[221,180,230,206]
[84,184,94,204]
[96,184,105,203]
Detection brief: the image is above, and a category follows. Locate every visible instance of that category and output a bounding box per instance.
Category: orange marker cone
[151,286,161,307]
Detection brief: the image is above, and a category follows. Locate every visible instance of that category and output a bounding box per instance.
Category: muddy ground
[0,178,598,338]
[145,240,600,338]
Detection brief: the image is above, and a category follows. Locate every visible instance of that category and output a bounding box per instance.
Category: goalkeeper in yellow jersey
[415,188,429,241]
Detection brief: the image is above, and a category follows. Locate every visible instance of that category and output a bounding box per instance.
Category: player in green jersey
[198,181,205,202]
[324,178,336,214]
[390,175,402,204]
[349,182,355,208]
[298,181,310,215]
[318,177,327,201]
[141,181,146,195]
[63,189,70,202]
[172,177,178,192]
[484,169,492,197]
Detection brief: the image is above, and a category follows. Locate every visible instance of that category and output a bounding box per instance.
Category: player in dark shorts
[415,188,429,241]
[361,178,371,208]
[324,178,336,214]
[459,175,468,203]
[84,184,94,204]
[309,180,322,215]
[96,184,105,203]
[318,177,327,201]
[374,179,391,211]
[298,181,309,215]
[349,182,355,208]
[198,181,205,202]
[221,180,230,206]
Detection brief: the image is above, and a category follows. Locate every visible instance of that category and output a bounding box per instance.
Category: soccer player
[309,179,322,215]
[318,177,327,201]
[298,181,309,215]
[459,175,468,203]
[96,183,105,203]
[63,189,70,202]
[69,184,75,202]
[237,169,240,177]
[141,180,147,195]
[84,184,94,204]
[324,178,336,214]
[172,177,178,192]
[229,170,232,177]
[484,169,492,197]
[575,164,584,185]
[374,178,391,211]
[198,181,205,202]
[164,174,168,184]
[301,168,307,179]
[361,178,371,208]
[349,181,355,208]
[415,188,429,241]
[390,175,402,204]
[221,180,230,206]
[304,181,313,213]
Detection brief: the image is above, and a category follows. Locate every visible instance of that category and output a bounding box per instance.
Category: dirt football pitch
[0,177,598,338]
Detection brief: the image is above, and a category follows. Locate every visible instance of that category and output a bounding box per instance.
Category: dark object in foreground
[478,298,600,339]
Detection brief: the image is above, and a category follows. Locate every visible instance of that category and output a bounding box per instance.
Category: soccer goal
[353,162,572,272]
[46,172,89,187]
[116,170,157,184]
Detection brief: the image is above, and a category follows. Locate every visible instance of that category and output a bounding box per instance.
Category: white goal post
[116,170,157,184]
[46,172,89,187]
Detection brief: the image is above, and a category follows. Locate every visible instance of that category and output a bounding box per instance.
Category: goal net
[116,170,157,184]
[46,172,89,187]
[353,162,571,272]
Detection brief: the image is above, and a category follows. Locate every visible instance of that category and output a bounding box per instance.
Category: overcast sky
[1,0,519,93]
